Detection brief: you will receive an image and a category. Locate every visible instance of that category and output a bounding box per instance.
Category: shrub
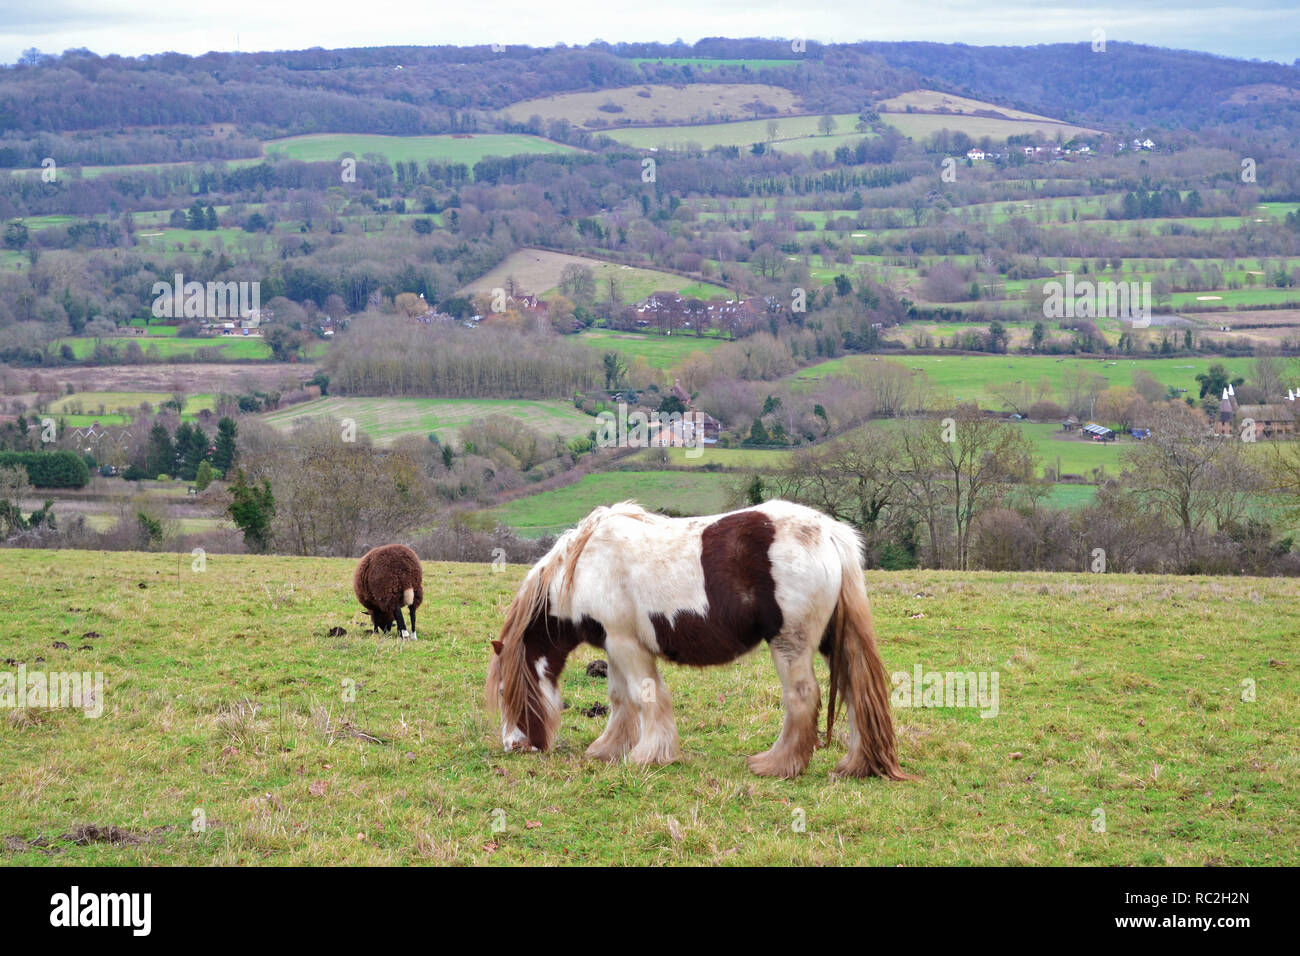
[0,450,90,488]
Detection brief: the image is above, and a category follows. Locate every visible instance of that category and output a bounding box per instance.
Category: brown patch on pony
[650,510,784,666]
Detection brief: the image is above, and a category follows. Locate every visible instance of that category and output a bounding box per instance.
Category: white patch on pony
[502,725,527,751]
[556,507,710,654]
[534,657,562,712]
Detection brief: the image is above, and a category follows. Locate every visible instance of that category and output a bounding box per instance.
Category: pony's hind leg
[586,648,639,761]
[747,639,820,779]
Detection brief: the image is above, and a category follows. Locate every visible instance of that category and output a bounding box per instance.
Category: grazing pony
[486,500,909,780]
[353,543,423,639]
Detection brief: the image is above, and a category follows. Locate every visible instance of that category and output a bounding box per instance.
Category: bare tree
[1120,403,1253,538]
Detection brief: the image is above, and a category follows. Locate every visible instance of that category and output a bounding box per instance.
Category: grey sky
[1,0,1296,64]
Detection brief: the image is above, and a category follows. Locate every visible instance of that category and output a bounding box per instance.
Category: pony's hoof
[628,742,680,767]
[585,741,627,762]
[747,749,810,779]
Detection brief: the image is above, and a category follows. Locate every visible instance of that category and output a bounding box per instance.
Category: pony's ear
[491,639,504,655]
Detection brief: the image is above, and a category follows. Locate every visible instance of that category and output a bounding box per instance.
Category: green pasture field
[262,397,596,446]
[606,113,862,151]
[573,328,726,368]
[791,355,1258,406]
[1,548,1295,865]
[55,336,272,361]
[49,392,217,423]
[487,470,735,536]
[262,133,579,168]
[882,113,1097,142]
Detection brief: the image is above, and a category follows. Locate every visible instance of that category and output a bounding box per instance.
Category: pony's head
[485,566,564,753]
[486,514,614,754]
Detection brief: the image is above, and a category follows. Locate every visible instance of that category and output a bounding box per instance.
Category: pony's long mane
[487,503,650,743]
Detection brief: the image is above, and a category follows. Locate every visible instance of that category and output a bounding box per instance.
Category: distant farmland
[262,397,596,446]
[607,113,864,151]
[875,89,1099,142]
[501,83,804,128]
[790,354,1257,405]
[457,248,730,302]
[263,133,580,167]
[573,328,726,369]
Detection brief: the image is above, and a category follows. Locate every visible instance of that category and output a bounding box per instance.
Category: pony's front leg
[627,660,679,767]
[747,641,820,779]
[600,635,679,766]
[586,654,638,761]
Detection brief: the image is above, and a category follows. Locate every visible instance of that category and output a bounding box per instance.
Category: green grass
[55,336,271,361]
[627,446,792,469]
[487,470,734,536]
[262,397,596,446]
[792,355,1258,406]
[1,549,1295,865]
[263,134,579,169]
[50,392,216,416]
[574,328,726,368]
[882,112,1096,142]
[606,113,863,152]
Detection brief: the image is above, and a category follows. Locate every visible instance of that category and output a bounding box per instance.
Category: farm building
[1233,403,1296,439]
[1081,423,1115,442]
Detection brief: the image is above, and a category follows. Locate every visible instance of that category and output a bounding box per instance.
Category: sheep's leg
[392,604,409,640]
[408,603,418,641]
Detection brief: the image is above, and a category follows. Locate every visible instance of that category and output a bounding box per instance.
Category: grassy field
[877,90,1077,123]
[574,328,726,368]
[792,355,1257,406]
[263,133,579,167]
[1,548,1295,865]
[606,113,863,151]
[50,392,217,416]
[262,397,595,446]
[488,470,736,536]
[458,247,730,301]
[55,335,272,361]
[502,84,803,128]
[884,113,1097,143]
[874,89,1099,142]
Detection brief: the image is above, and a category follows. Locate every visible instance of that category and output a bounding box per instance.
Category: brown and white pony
[486,500,910,780]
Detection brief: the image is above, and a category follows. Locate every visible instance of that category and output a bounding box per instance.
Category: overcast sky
[2,0,1297,65]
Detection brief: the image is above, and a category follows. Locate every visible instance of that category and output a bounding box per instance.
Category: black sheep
[353,544,424,640]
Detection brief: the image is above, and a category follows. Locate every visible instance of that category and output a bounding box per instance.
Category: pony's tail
[825,529,913,781]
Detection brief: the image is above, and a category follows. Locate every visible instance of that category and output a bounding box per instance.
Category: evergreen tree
[213,418,237,475]
[227,470,275,553]
[204,205,218,230]
[145,423,174,478]
[173,422,195,477]
[177,424,208,481]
